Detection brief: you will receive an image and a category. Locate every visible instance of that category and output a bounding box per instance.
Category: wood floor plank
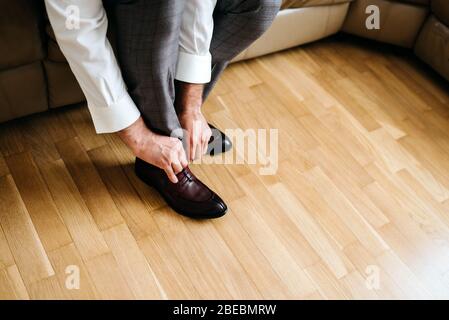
[64,106,106,151]
[368,128,449,202]
[182,216,263,299]
[0,270,16,300]
[6,152,72,251]
[3,265,29,299]
[313,105,376,167]
[102,134,165,212]
[0,123,25,157]
[343,242,405,299]
[325,78,381,132]
[365,163,449,274]
[88,145,159,240]
[102,224,164,299]
[397,169,449,232]
[362,180,441,255]
[138,234,200,299]
[193,163,246,202]
[366,61,432,114]
[56,137,124,230]
[389,57,449,118]
[211,212,291,299]
[302,166,389,257]
[298,114,374,188]
[0,175,54,284]
[84,252,135,300]
[47,243,98,299]
[268,183,350,279]
[16,116,61,166]
[28,275,69,300]
[0,225,14,269]
[235,172,321,269]
[229,197,317,298]
[304,261,352,300]
[376,249,433,299]
[393,56,449,104]
[0,266,27,300]
[378,224,449,298]
[339,271,379,300]
[326,73,407,135]
[151,207,235,299]
[278,160,357,249]
[398,120,449,197]
[307,147,389,229]
[37,159,109,260]
[36,110,77,143]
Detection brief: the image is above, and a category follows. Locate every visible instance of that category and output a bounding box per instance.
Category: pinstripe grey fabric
[108,0,281,136]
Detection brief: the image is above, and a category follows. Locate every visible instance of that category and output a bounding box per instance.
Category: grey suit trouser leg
[108,0,281,137]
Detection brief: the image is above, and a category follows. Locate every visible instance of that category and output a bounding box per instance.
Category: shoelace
[186,169,194,181]
[177,169,194,186]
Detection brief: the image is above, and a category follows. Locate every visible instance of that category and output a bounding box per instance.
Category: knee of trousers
[238,0,282,35]
[259,0,282,13]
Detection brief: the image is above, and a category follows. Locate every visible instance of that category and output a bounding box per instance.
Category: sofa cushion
[44,61,85,109]
[0,62,48,122]
[46,25,67,62]
[415,15,449,82]
[235,2,350,61]
[0,0,45,70]
[342,0,429,48]
[390,0,429,5]
[281,0,353,9]
[432,0,449,26]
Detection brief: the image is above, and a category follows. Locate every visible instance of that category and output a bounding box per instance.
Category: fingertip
[164,170,178,184]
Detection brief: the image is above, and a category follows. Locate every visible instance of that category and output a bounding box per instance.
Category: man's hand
[176,81,212,161]
[179,109,212,161]
[118,117,188,183]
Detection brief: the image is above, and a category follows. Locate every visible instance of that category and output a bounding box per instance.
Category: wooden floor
[2,35,449,299]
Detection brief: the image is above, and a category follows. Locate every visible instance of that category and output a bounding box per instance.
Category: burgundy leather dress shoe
[207,124,232,156]
[135,158,228,219]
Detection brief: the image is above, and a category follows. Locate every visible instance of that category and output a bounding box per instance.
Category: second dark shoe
[135,158,228,219]
[207,124,232,156]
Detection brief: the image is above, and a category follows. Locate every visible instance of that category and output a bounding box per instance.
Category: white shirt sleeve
[45,0,216,133]
[176,0,217,84]
[45,0,141,134]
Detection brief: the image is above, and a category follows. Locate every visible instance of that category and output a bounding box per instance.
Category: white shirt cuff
[175,51,212,84]
[88,93,141,134]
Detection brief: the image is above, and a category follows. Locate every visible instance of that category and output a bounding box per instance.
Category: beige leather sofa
[234,0,354,61]
[0,0,448,124]
[414,0,449,83]
[343,0,430,48]
[236,0,449,83]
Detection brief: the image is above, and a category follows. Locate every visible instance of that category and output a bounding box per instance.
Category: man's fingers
[164,167,178,184]
[191,132,200,161]
[189,129,197,161]
[191,120,204,161]
[195,142,202,160]
[171,160,183,174]
[202,134,209,155]
[190,138,197,161]
[201,138,206,155]
[179,149,188,168]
